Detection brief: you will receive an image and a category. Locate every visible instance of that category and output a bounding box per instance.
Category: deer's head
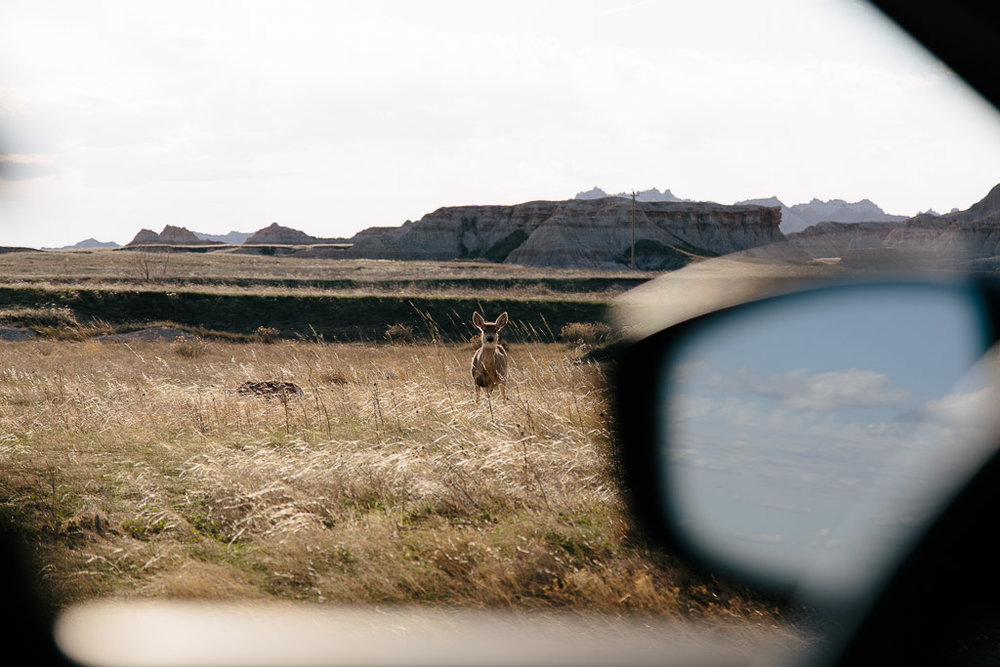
[473,312,508,347]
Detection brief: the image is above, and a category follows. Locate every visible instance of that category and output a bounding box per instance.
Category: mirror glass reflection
[662,284,998,602]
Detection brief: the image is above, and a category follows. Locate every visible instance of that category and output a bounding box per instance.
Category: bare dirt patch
[0,325,38,341]
[95,326,192,343]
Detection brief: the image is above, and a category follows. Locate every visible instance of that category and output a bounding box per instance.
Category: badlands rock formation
[245,222,321,245]
[738,196,907,233]
[786,221,901,258]
[343,198,788,270]
[126,225,221,246]
[576,188,907,233]
[781,183,1000,267]
[575,187,687,202]
[883,183,1000,257]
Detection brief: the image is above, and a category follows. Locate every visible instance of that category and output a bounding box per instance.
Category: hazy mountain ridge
[194,230,252,244]
[49,185,1000,271]
[786,183,1000,264]
[128,225,222,246]
[124,223,347,248]
[737,196,907,233]
[575,187,688,202]
[43,238,121,250]
[578,187,908,233]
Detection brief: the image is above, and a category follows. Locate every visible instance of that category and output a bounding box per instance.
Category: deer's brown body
[471,311,508,404]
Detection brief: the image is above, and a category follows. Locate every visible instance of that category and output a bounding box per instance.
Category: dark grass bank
[0,287,610,343]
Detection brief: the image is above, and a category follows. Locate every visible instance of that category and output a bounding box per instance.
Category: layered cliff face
[344,203,557,262]
[779,183,1000,266]
[787,221,901,258]
[883,184,1000,257]
[344,198,786,270]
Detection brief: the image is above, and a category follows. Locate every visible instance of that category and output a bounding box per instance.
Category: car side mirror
[614,281,1000,608]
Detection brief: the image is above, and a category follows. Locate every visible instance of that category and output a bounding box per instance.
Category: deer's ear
[496,312,508,329]
[472,312,485,329]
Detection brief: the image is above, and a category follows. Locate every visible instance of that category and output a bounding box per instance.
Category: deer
[471,311,509,405]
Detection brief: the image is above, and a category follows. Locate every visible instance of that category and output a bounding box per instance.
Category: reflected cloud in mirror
[661,283,1000,605]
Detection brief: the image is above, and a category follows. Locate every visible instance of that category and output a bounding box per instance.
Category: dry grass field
[0,334,785,631]
[0,249,653,300]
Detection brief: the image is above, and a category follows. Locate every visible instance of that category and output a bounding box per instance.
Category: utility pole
[630,190,636,271]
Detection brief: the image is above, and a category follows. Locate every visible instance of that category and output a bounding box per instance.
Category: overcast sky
[2,0,999,248]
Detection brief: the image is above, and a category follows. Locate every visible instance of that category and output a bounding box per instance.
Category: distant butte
[104,184,1000,270]
[126,225,221,246]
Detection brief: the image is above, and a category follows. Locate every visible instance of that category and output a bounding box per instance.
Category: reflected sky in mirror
[662,283,998,603]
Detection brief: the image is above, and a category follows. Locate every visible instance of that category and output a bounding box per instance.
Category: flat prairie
[0,248,653,300]
[0,251,794,638]
[0,335,783,625]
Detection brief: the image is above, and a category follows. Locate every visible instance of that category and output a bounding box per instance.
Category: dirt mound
[96,326,192,342]
[237,380,305,398]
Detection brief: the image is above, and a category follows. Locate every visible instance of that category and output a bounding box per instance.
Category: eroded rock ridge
[340,198,785,270]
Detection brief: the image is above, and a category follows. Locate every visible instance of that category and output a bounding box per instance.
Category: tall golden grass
[0,336,784,629]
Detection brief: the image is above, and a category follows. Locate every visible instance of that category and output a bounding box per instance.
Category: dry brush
[0,337,786,630]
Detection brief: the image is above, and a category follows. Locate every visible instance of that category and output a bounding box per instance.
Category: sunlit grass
[0,337,784,631]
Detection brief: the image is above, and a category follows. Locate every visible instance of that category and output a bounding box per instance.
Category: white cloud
[673,394,715,420]
[901,386,995,427]
[690,365,909,411]
[784,369,910,411]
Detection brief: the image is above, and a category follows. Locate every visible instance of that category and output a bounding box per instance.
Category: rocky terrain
[75,184,1000,271]
[244,222,324,245]
[127,225,222,246]
[575,187,688,202]
[737,196,907,233]
[783,183,1000,268]
[125,222,348,251]
[786,221,902,258]
[242,222,349,245]
[116,198,788,270]
[884,183,1000,257]
[573,188,907,233]
[339,198,788,270]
